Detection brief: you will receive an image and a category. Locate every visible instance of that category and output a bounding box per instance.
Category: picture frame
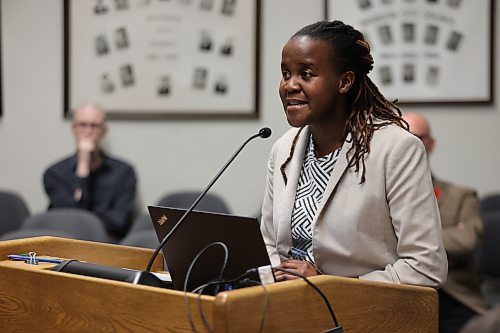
[64,0,261,119]
[325,0,494,104]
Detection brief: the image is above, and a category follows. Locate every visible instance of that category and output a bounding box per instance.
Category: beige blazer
[261,124,447,287]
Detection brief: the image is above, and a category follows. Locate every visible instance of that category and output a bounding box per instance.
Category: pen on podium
[7,255,63,264]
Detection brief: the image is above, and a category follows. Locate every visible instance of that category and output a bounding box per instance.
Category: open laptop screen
[148,205,271,292]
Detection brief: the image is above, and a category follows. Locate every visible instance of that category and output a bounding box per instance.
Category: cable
[241,279,270,333]
[188,269,265,332]
[192,276,269,333]
[184,241,229,293]
[273,267,342,330]
[183,242,229,333]
[183,261,340,332]
[190,268,258,294]
[187,263,258,332]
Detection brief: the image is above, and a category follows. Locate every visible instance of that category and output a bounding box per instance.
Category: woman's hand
[274,259,318,281]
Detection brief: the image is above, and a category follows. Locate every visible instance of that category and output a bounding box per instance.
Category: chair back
[476,212,500,277]
[480,194,500,215]
[476,212,500,306]
[120,230,166,270]
[0,190,30,236]
[120,229,159,249]
[157,191,231,214]
[128,213,154,233]
[21,208,109,242]
[0,229,75,241]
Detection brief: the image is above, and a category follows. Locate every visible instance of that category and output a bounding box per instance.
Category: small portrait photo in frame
[120,64,135,87]
[115,27,129,50]
[95,34,110,56]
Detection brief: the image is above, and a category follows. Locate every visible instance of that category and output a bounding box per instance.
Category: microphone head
[258,127,272,139]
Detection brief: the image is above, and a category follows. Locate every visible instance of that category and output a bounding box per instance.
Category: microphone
[145,127,272,272]
[259,127,272,138]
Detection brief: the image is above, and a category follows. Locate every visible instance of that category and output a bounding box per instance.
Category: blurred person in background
[43,103,137,240]
[403,112,488,333]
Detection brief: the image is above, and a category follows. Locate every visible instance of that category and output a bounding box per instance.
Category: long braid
[346,75,408,182]
[280,127,304,185]
[281,20,408,184]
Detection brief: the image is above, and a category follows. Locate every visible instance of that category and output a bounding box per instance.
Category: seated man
[43,103,136,240]
[403,112,488,333]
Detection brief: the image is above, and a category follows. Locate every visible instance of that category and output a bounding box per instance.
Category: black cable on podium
[273,267,343,333]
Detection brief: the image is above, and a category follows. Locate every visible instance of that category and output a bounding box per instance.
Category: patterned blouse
[290,135,341,264]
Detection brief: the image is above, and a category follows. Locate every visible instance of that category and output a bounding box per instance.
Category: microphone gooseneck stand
[145,127,272,272]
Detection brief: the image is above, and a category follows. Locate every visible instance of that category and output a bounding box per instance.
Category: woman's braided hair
[280,20,408,185]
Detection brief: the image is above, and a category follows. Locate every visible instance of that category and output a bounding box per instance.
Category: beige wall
[1,0,499,217]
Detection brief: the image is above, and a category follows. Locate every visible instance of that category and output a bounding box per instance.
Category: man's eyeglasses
[74,122,104,130]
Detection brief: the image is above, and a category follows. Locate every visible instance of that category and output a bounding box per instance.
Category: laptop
[147,205,272,293]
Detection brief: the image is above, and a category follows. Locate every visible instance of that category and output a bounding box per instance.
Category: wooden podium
[0,237,438,332]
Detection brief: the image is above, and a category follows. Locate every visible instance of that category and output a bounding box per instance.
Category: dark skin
[275,36,355,281]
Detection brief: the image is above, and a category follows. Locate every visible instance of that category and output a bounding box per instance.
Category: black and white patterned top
[290,135,341,264]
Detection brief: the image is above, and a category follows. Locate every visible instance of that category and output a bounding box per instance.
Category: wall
[1,0,499,217]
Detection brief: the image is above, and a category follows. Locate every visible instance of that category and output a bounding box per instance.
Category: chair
[476,212,500,306]
[0,190,30,236]
[127,192,231,237]
[0,229,75,241]
[480,194,500,215]
[157,191,231,214]
[120,230,167,271]
[120,229,159,249]
[119,212,154,247]
[20,208,109,243]
[128,213,154,233]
